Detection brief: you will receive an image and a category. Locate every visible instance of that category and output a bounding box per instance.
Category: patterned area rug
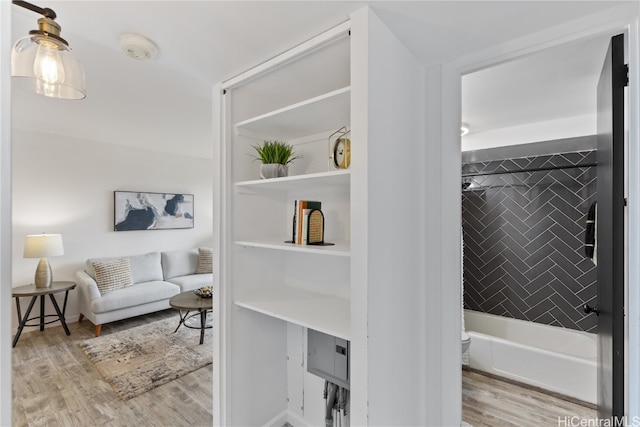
[79,316,212,400]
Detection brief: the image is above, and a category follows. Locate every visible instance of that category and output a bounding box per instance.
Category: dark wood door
[596,33,626,422]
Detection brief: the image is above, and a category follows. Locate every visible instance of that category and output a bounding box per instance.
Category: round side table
[169,290,213,345]
[12,281,76,347]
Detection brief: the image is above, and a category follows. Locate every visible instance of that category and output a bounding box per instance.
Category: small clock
[332,137,351,169]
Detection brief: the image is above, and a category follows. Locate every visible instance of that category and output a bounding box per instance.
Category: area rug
[79,316,212,400]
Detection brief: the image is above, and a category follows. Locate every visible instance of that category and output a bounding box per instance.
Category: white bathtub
[465,309,597,404]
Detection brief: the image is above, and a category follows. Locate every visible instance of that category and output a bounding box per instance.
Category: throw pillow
[92,257,134,295]
[196,247,213,274]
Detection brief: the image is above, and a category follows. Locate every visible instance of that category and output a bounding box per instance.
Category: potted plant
[252,140,300,179]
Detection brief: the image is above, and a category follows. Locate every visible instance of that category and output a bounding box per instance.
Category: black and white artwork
[114,191,194,231]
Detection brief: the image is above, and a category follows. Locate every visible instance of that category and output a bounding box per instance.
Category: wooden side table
[169,290,213,345]
[12,281,76,347]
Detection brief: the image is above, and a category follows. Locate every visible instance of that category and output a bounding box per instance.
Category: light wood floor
[463,369,597,426]
[12,310,596,427]
[12,309,212,427]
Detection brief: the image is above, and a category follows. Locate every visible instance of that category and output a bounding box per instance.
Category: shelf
[235,238,350,257]
[235,286,350,340]
[234,87,350,140]
[235,170,350,194]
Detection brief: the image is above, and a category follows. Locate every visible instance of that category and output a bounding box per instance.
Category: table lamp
[23,233,64,288]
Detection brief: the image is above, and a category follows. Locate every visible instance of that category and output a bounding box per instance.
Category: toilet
[462,330,471,354]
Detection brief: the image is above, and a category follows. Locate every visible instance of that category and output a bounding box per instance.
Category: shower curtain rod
[461,162,596,178]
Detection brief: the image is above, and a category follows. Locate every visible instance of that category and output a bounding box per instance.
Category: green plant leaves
[252,140,300,165]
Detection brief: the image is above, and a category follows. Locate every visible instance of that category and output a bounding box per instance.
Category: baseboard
[65,310,81,324]
[262,410,311,427]
[286,411,311,427]
[263,410,288,427]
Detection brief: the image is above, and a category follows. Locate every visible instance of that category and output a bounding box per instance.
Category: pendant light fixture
[11,0,86,100]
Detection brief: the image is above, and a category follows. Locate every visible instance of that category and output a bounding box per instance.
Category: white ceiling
[10,1,632,159]
[461,34,612,150]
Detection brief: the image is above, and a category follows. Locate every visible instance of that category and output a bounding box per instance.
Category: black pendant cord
[462,162,596,178]
[12,0,56,19]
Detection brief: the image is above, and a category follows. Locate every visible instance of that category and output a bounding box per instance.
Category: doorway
[459,32,626,425]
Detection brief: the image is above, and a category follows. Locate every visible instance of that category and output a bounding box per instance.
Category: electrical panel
[307,329,350,389]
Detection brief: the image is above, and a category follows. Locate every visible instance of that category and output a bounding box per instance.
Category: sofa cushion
[90,281,180,314]
[166,273,213,292]
[92,258,134,295]
[85,258,106,280]
[161,249,198,279]
[195,247,213,274]
[129,252,163,283]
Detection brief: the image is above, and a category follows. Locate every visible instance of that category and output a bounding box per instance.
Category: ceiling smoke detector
[120,34,158,61]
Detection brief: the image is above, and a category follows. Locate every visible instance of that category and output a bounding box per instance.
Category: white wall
[11,128,213,328]
[0,1,12,424]
[461,114,596,152]
[351,8,440,425]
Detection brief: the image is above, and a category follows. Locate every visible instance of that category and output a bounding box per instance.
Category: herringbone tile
[462,151,597,332]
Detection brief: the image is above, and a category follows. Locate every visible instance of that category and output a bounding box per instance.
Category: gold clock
[332,137,351,169]
[328,126,351,170]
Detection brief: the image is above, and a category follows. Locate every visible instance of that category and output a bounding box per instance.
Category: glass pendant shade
[12,32,86,100]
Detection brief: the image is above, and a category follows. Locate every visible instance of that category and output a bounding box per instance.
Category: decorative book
[306,209,324,244]
[286,200,334,246]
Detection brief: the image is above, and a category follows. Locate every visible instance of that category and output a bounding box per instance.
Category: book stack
[292,200,322,245]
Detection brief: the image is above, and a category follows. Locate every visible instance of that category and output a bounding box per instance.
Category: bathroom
[459,33,614,418]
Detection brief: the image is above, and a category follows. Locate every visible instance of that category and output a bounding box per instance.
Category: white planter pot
[260,164,288,179]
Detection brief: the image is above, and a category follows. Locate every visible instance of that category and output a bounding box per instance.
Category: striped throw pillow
[92,258,134,295]
[196,247,213,274]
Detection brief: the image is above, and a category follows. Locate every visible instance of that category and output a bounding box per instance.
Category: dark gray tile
[532,310,557,325]
[524,284,553,307]
[501,247,529,273]
[576,283,597,301]
[523,230,554,255]
[525,270,555,293]
[483,292,508,314]
[524,241,553,266]
[502,260,528,285]
[551,281,584,307]
[524,257,555,281]
[462,150,597,332]
[526,298,555,320]
[548,307,580,330]
[549,250,584,279]
[500,223,529,250]
[549,209,583,235]
[483,265,506,286]
[502,297,528,319]
[523,189,556,216]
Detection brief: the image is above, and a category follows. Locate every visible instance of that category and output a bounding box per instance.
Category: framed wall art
[114,191,194,231]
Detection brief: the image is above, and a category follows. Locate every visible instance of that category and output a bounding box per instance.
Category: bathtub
[465,309,597,404]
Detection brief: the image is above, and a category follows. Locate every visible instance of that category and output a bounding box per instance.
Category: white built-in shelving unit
[235,87,351,140]
[234,285,350,340]
[219,19,353,427]
[216,8,434,426]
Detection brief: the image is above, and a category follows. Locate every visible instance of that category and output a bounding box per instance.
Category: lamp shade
[12,32,86,100]
[23,234,64,258]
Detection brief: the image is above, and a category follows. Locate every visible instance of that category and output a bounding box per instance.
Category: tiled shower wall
[462,150,597,332]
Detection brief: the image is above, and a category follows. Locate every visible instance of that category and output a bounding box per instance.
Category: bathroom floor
[463,369,596,426]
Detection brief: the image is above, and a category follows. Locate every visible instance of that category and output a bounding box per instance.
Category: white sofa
[76,248,212,336]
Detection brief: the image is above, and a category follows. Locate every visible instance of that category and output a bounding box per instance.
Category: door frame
[0,2,11,425]
[443,3,640,420]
